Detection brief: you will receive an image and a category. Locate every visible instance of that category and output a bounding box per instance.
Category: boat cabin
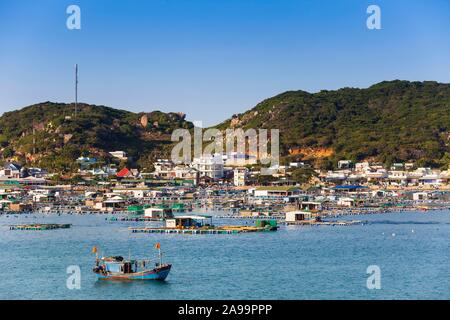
[99,256,153,274]
[285,211,313,222]
[144,207,174,219]
[104,261,135,274]
[165,215,212,228]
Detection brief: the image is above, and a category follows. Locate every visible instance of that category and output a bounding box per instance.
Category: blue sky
[0,0,449,125]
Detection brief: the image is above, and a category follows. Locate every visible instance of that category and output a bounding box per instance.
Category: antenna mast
[75,64,78,117]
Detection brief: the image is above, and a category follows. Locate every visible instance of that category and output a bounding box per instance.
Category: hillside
[216,80,450,169]
[0,102,193,172]
[1,81,449,173]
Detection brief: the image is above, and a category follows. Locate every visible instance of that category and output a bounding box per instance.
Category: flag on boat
[154,242,160,249]
[92,246,97,254]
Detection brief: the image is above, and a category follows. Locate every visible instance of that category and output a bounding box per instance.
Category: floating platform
[9,223,72,231]
[285,220,362,226]
[108,216,162,222]
[129,225,277,235]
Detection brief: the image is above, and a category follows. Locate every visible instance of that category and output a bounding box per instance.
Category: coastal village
[1,149,450,230]
[2,0,449,301]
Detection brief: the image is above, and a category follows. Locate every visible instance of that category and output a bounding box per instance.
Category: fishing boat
[92,243,171,281]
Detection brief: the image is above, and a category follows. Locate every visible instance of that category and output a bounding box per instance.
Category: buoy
[392,233,396,237]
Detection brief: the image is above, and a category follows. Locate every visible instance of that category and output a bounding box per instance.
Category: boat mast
[155,242,162,266]
[92,246,99,262]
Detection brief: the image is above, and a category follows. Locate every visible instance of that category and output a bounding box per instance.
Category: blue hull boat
[95,263,171,281]
[92,243,171,281]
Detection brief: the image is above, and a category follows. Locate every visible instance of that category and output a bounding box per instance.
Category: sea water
[1,210,450,300]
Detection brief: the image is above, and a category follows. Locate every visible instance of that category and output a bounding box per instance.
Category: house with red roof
[116,168,133,178]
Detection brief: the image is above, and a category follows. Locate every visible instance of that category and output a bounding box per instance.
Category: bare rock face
[64,134,73,144]
[140,114,148,128]
[34,122,45,131]
[112,119,121,129]
[288,147,334,159]
[230,117,240,127]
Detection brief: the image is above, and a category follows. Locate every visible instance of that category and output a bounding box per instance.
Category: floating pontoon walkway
[285,220,363,226]
[129,226,277,235]
[9,223,72,231]
[108,216,162,222]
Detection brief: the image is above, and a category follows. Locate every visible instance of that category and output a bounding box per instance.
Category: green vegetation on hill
[217,80,450,169]
[1,80,449,173]
[0,102,192,172]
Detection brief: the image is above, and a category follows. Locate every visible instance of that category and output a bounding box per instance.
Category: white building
[30,189,56,202]
[89,166,117,178]
[109,151,128,161]
[253,187,300,199]
[337,197,355,207]
[365,169,388,182]
[221,152,257,166]
[418,173,441,185]
[324,171,347,182]
[0,163,22,178]
[233,167,248,186]
[144,207,173,219]
[355,162,370,173]
[173,166,199,184]
[413,192,429,201]
[153,159,175,177]
[191,155,224,180]
[153,160,198,184]
[285,211,313,222]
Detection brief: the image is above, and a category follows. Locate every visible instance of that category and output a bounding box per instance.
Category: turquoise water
[1,210,450,300]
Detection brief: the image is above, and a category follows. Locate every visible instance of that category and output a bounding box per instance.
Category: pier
[9,223,72,231]
[108,216,163,222]
[129,225,277,235]
[284,220,363,226]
